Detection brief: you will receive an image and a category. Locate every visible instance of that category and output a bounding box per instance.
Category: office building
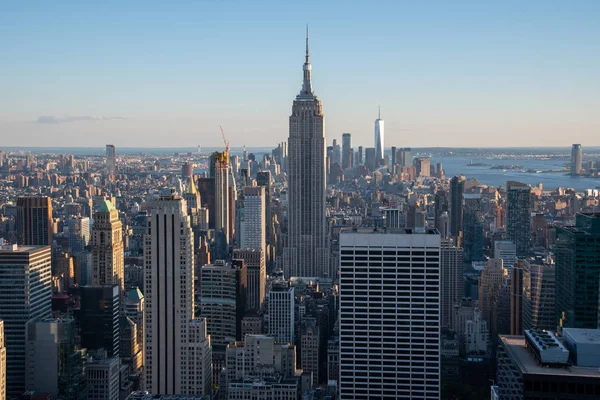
[453,299,489,355]
[80,285,120,357]
[496,331,600,399]
[283,31,329,279]
[25,318,87,400]
[143,189,194,394]
[106,144,116,173]
[364,147,376,171]
[0,244,52,396]
[397,147,412,167]
[120,316,143,376]
[339,228,441,399]
[441,240,464,329]
[510,265,523,335]
[357,146,363,165]
[91,200,124,292]
[449,175,465,238]
[506,181,531,258]
[227,376,299,399]
[342,133,352,169]
[86,352,120,400]
[267,281,295,344]
[16,196,53,246]
[571,144,583,175]
[374,108,384,165]
[239,186,266,255]
[493,240,517,271]
[555,213,600,329]
[300,317,319,387]
[414,157,431,177]
[214,151,230,241]
[0,321,4,400]
[186,319,212,397]
[200,260,247,350]
[233,249,266,311]
[522,259,555,331]
[478,259,505,329]
[463,193,484,262]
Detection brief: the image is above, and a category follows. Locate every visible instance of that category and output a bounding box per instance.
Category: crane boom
[219,125,229,154]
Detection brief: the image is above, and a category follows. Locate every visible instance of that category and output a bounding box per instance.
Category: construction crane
[219,125,229,154]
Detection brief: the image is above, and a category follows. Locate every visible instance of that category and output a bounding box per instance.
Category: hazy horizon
[1,1,599,147]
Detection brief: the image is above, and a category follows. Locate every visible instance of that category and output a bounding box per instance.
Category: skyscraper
[339,228,441,399]
[374,107,384,165]
[449,175,465,238]
[233,248,266,311]
[283,29,328,278]
[441,240,464,329]
[506,181,531,258]
[16,196,53,246]
[570,144,582,175]
[463,193,484,263]
[341,133,352,169]
[0,320,5,400]
[239,186,265,255]
[267,281,295,344]
[106,144,116,173]
[80,285,120,357]
[0,244,52,396]
[555,213,600,329]
[143,189,194,394]
[478,258,505,329]
[522,259,555,331]
[91,200,124,292]
[214,151,230,241]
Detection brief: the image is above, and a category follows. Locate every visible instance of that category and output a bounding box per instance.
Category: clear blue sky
[1,0,599,148]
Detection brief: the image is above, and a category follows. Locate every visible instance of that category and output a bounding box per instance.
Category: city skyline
[1,1,600,148]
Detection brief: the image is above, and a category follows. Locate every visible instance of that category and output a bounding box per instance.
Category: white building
[339,228,441,399]
[187,319,212,396]
[239,186,266,255]
[0,244,52,397]
[144,189,210,396]
[374,108,384,165]
[267,281,295,344]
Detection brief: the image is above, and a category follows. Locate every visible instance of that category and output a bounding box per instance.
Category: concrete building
[555,213,600,329]
[283,30,329,279]
[478,259,505,330]
[267,281,295,344]
[441,240,464,329]
[106,144,116,173]
[449,175,465,238]
[496,332,600,399]
[453,300,489,355]
[506,181,532,258]
[327,338,339,384]
[339,228,441,399]
[0,244,52,396]
[341,133,352,169]
[186,319,212,397]
[91,200,124,292]
[414,157,431,177]
[522,259,555,331]
[86,352,120,400]
[227,376,299,400]
[17,196,53,246]
[510,265,524,335]
[493,240,517,271]
[233,248,266,311]
[300,317,319,387]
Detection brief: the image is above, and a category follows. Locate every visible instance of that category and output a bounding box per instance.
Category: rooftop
[562,328,600,344]
[500,335,600,378]
[98,199,117,213]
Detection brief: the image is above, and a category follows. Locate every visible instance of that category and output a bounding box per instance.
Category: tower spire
[300,25,313,96]
[305,24,310,63]
[378,105,381,119]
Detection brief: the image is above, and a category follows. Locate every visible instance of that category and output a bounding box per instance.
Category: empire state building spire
[300,25,313,97]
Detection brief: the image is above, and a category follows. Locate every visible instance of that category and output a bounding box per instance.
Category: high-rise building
[493,240,517,271]
[300,317,319,387]
[555,213,600,329]
[267,281,295,344]
[478,258,505,329]
[91,200,124,292]
[144,189,195,394]
[453,299,489,355]
[441,240,464,329]
[374,108,384,165]
[0,320,5,400]
[571,144,582,175]
[414,157,431,177]
[214,152,230,242]
[80,285,120,357]
[364,147,377,171]
[0,244,52,396]
[186,319,212,397]
[522,259,555,331]
[341,133,352,169]
[357,146,363,165]
[506,181,531,258]
[339,228,441,399]
[199,260,248,349]
[106,144,116,173]
[25,318,87,400]
[510,265,523,335]
[397,147,412,168]
[86,353,120,400]
[283,30,328,278]
[233,248,266,311]
[16,196,53,246]
[463,193,484,263]
[449,175,465,238]
[239,186,265,255]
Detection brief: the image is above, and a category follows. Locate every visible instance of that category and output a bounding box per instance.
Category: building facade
[16,196,53,246]
[506,181,531,258]
[91,200,124,292]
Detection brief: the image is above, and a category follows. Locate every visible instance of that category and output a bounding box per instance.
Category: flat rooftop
[500,335,600,378]
[340,227,440,235]
[563,328,600,344]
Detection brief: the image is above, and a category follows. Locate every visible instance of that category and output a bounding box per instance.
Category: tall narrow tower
[374,106,384,165]
[283,27,329,278]
[91,200,124,292]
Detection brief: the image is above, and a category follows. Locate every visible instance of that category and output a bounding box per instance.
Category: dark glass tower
[555,213,600,328]
[506,181,531,258]
[79,285,120,357]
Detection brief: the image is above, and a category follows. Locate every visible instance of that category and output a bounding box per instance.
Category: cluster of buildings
[0,33,599,400]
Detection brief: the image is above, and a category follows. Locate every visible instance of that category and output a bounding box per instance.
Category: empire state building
[283,29,329,278]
